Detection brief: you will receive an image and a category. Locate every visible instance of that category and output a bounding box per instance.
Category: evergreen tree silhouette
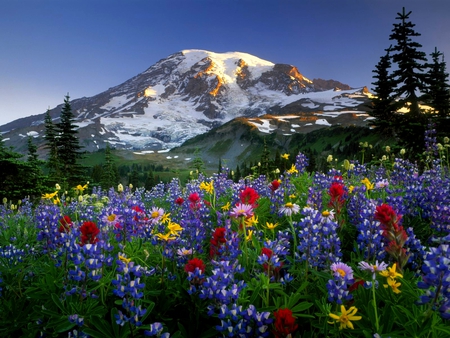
[44,109,60,181]
[389,7,428,118]
[425,47,450,117]
[370,48,397,135]
[56,94,86,187]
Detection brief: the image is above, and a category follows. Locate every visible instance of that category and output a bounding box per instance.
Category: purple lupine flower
[145,322,170,337]
[112,255,147,327]
[417,243,450,320]
[348,190,385,261]
[294,152,309,174]
[327,262,355,304]
[296,207,342,269]
[214,303,272,338]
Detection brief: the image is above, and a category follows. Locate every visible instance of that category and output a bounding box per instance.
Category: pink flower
[230,203,254,218]
[331,262,354,280]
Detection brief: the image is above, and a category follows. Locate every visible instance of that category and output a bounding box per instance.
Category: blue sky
[1,0,449,125]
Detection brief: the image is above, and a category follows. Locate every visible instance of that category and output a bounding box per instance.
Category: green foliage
[190,148,205,175]
[56,94,87,187]
[369,7,450,159]
[0,135,47,201]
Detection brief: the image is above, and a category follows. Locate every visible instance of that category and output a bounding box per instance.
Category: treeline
[89,161,170,192]
[0,95,172,202]
[369,7,450,157]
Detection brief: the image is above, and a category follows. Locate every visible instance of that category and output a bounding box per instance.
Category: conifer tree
[128,164,140,188]
[145,170,155,190]
[234,164,241,182]
[217,158,222,174]
[100,143,118,189]
[56,94,86,187]
[24,136,47,198]
[425,47,450,117]
[44,109,60,180]
[370,48,397,135]
[0,135,31,200]
[389,7,428,118]
[190,148,205,175]
[259,138,271,177]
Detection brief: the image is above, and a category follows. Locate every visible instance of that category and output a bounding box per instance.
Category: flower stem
[288,215,297,269]
[241,216,249,268]
[372,281,380,332]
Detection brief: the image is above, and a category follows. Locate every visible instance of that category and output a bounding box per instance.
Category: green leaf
[291,301,313,313]
[177,322,188,337]
[51,293,66,313]
[82,327,113,338]
[54,318,76,333]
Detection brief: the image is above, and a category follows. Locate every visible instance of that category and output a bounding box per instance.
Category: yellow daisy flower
[221,202,231,211]
[384,277,402,294]
[361,178,374,191]
[287,164,298,174]
[264,222,279,230]
[199,181,214,194]
[379,263,403,279]
[329,305,362,330]
[245,215,258,228]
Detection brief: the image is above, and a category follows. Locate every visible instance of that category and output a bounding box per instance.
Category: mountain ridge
[0,49,370,155]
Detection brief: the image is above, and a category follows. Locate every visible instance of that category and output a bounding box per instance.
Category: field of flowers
[1,137,450,337]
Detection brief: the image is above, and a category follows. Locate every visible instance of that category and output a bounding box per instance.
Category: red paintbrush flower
[269,180,280,192]
[210,227,227,258]
[273,308,298,338]
[58,215,73,233]
[184,258,206,274]
[239,187,259,206]
[79,221,100,246]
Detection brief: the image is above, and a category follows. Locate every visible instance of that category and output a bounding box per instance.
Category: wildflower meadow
[1,133,450,338]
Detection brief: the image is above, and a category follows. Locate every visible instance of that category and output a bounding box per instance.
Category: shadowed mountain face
[0,49,369,155]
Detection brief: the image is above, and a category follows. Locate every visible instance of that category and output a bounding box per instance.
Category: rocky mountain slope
[0,49,372,154]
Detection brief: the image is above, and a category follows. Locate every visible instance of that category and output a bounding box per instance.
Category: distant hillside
[164,118,391,171]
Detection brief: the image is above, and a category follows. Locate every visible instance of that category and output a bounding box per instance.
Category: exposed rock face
[312,78,352,91]
[256,64,314,95]
[0,49,364,155]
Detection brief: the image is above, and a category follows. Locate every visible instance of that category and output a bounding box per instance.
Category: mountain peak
[1,50,365,155]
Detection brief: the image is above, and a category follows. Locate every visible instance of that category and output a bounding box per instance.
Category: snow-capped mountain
[0,49,371,154]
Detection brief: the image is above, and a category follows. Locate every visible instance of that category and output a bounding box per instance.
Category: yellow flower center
[337,268,346,277]
[322,210,330,217]
[107,214,117,222]
[151,211,160,218]
[340,314,349,324]
[285,202,293,208]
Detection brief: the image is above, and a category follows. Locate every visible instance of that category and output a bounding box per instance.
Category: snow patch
[316,119,331,126]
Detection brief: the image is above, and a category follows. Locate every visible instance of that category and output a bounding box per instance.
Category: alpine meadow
[1,7,450,338]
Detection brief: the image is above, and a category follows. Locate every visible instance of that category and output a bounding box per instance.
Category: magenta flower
[331,262,354,280]
[358,260,389,280]
[230,203,254,218]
